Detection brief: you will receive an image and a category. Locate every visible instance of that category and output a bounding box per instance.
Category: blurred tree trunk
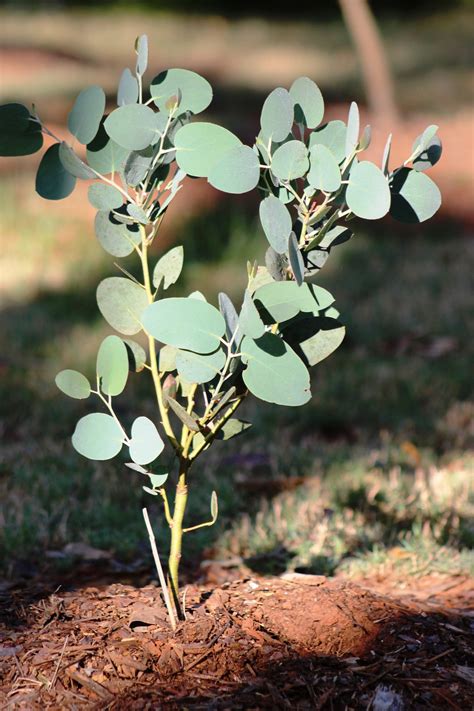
[339,0,399,123]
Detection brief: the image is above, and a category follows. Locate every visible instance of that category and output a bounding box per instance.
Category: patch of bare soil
[1,574,473,709]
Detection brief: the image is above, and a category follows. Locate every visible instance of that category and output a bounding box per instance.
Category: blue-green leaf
[96,335,129,396]
[142,297,226,353]
[150,68,212,116]
[308,144,341,192]
[174,122,241,177]
[309,120,347,163]
[88,183,123,211]
[94,210,140,257]
[288,232,305,286]
[135,34,148,76]
[259,195,292,254]
[36,143,76,200]
[104,104,161,151]
[289,76,324,129]
[389,167,441,223]
[260,87,294,142]
[176,347,226,384]
[255,281,334,322]
[129,416,164,465]
[271,140,309,181]
[208,144,260,194]
[152,245,184,289]
[117,68,139,106]
[68,85,106,145]
[346,160,390,220]
[345,101,360,155]
[238,290,265,339]
[72,413,124,461]
[55,370,91,399]
[96,277,148,335]
[241,333,311,406]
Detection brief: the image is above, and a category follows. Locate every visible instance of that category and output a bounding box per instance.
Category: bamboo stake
[142,507,177,630]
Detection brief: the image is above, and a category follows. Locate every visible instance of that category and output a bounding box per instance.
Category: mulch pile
[1,574,473,709]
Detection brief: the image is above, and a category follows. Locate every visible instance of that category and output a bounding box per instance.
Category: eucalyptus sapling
[1,36,442,620]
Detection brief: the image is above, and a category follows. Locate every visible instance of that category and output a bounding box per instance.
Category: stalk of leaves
[1,36,442,620]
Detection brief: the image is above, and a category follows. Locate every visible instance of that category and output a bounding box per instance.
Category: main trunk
[168,467,188,618]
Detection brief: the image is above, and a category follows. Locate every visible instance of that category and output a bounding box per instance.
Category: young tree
[0,36,442,620]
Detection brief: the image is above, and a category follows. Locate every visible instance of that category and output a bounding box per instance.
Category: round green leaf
[95,210,140,257]
[310,120,347,163]
[271,140,309,181]
[72,413,124,461]
[150,68,212,116]
[88,183,123,211]
[176,347,226,384]
[345,101,360,155]
[241,333,310,406]
[68,85,106,145]
[174,122,241,177]
[152,245,184,289]
[123,148,153,187]
[129,416,164,465]
[389,167,441,223]
[97,335,129,396]
[208,144,260,194]
[346,160,391,220]
[308,144,341,192]
[36,143,76,200]
[142,297,226,354]
[117,68,139,106]
[259,195,292,254]
[86,119,129,174]
[412,124,439,157]
[55,369,91,399]
[104,104,161,151]
[159,344,178,372]
[289,76,324,129]
[254,281,334,322]
[127,204,149,224]
[58,142,96,179]
[260,87,294,143]
[0,102,30,132]
[0,120,43,157]
[96,277,148,335]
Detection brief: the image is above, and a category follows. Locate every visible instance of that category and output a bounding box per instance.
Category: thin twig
[142,507,177,631]
[49,635,68,690]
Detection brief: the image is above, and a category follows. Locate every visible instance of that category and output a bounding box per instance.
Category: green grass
[0,166,473,580]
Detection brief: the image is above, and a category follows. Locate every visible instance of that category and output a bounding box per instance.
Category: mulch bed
[1,574,473,709]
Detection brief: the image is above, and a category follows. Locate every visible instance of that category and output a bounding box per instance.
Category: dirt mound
[1,574,473,709]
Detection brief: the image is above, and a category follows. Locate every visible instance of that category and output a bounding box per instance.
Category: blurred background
[0,0,473,586]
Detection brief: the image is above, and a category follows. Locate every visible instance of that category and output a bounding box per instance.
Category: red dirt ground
[1,572,473,709]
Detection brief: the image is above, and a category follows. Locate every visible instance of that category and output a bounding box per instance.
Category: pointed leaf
[308,144,341,192]
[152,246,184,289]
[260,87,294,142]
[151,68,212,116]
[288,232,305,286]
[265,246,288,281]
[210,491,218,521]
[96,277,148,335]
[68,85,106,145]
[55,369,91,399]
[218,292,239,341]
[241,333,310,406]
[135,34,148,76]
[381,133,392,176]
[123,338,147,372]
[220,419,252,440]
[412,124,439,157]
[166,395,200,431]
[271,140,309,181]
[72,413,123,461]
[289,76,324,129]
[142,297,226,353]
[346,160,390,220]
[208,144,260,194]
[358,125,372,151]
[259,195,292,254]
[129,416,164,465]
[36,143,76,200]
[413,135,442,172]
[176,347,226,384]
[345,101,360,155]
[97,335,129,396]
[389,167,441,223]
[174,122,241,177]
[123,148,153,187]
